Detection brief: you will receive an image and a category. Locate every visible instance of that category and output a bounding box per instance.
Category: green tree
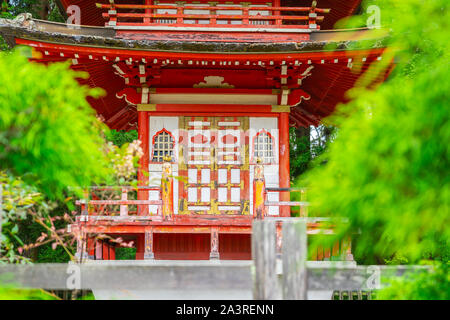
[1,0,64,51]
[299,0,449,298]
[105,129,138,147]
[0,48,112,199]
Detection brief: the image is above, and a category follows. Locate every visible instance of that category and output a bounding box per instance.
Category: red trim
[151,88,276,95]
[147,112,278,117]
[17,38,387,62]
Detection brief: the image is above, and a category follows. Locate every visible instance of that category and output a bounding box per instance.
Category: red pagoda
[0,0,392,261]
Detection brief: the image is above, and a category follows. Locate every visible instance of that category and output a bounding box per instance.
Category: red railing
[96,1,330,30]
[75,160,309,219]
[75,186,162,217]
[252,159,309,219]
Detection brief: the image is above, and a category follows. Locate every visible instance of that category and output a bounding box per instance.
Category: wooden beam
[0,262,430,291]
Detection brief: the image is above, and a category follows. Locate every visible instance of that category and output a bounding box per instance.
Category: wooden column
[109,244,116,261]
[135,234,145,260]
[95,239,103,260]
[274,0,281,25]
[87,236,95,260]
[210,227,220,260]
[144,0,152,24]
[278,112,290,217]
[102,241,110,260]
[138,111,149,215]
[144,228,155,260]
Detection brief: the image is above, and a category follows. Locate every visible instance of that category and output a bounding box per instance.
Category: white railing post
[120,187,128,216]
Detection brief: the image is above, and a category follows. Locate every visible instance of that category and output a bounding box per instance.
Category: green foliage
[289,127,311,179]
[115,247,136,260]
[301,0,450,268]
[1,0,63,21]
[1,0,65,51]
[106,129,138,147]
[0,287,58,300]
[290,125,336,180]
[36,245,70,263]
[0,172,42,263]
[0,49,112,199]
[376,263,450,300]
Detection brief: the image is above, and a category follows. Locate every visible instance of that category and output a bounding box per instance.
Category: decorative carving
[288,89,311,106]
[193,76,234,88]
[161,156,174,221]
[253,158,266,220]
[0,13,36,30]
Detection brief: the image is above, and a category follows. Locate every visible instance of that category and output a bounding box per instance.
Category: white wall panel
[249,117,279,216]
[148,116,179,214]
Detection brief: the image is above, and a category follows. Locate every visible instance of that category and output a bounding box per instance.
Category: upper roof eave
[0,17,389,54]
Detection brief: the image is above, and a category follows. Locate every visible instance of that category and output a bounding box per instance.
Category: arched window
[152,129,175,162]
[253,130,274,164]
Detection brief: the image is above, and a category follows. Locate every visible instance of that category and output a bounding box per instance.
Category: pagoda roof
[57,0,362,30]
[0,16,392,130]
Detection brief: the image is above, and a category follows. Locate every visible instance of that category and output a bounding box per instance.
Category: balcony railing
[74,160,309,221]
[96,1,330,30]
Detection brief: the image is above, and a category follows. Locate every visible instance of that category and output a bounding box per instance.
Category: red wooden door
[178,116,250,215]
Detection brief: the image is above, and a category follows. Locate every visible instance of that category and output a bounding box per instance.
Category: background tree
[0,48,114,264]
[1,0,64,50]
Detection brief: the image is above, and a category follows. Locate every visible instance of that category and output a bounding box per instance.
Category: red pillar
[95,239,103,260]
[144,0,152,24]
[87,236,95,259]
[138,111,149,215]
[279,112,290,217]
[135,234,145,260]
[274,0,281,25]
[102,241,109,260]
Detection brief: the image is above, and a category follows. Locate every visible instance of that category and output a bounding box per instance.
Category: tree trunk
[32,0,50,20]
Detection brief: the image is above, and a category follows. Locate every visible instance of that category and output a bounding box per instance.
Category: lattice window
[152,129,174,162]
[253,130,274,164]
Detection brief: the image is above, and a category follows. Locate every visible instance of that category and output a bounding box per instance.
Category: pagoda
[0,0,392,261]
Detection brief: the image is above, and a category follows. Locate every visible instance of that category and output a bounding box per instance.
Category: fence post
[161,156,174,221]
[253,158,266,220]
[252,220,281,299]
[282,220,307,299]
[120,187,128,216]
